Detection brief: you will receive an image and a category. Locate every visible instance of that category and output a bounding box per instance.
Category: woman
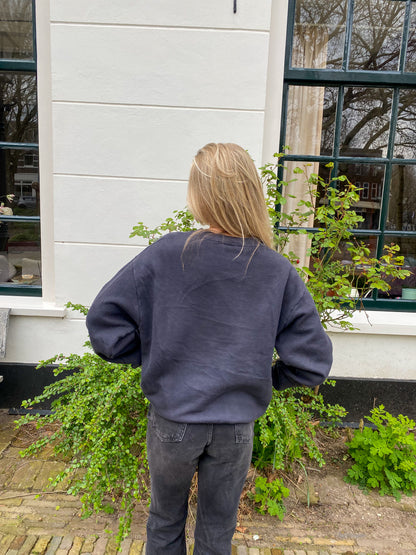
[86,143,332,554]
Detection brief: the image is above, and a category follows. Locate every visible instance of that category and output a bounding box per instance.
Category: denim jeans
[145,406,254,555]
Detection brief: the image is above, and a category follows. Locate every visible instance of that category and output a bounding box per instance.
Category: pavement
[0,410,412,555]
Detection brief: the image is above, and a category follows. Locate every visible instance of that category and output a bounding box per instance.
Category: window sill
[328,310,416,336]
[0,297,66,317]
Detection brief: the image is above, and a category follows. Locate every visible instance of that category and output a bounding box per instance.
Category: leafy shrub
[253,381,346,471]
[247,476,290,519]
[16,305,149,544]
[345,405,416,500]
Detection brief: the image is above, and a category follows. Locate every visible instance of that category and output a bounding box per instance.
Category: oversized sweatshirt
[86,231,332,423]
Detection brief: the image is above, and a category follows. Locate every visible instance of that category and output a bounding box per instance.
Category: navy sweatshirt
[86,231,332,423]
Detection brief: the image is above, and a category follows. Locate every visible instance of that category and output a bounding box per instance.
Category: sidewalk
[0,410,411,555]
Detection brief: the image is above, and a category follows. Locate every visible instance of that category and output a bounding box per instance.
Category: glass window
[405,3,416,72]
[349,0,406,71]
[0,0,33,60]
[0,72,38,143]
[0,1,40,295]
[340,87,392,157]
[292,0,348,69]
[282,0,416,310]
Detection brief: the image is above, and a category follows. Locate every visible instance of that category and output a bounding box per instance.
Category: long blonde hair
[187,143,273,249]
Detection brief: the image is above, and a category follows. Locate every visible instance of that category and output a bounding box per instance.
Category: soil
[233,428,416,549]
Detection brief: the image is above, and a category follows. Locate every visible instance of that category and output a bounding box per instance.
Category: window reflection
[0,221,40,284]
[349,0,405,71]
[394,89,416,160]
[377,236,416,299]
[0,0,33,60]
[0,149,39,218]
[0,72,38,144]
[387,164,416,233]
[337,163,385,230]
[340,87,392,157]
[406,3,416,72]
[292,0,347,69]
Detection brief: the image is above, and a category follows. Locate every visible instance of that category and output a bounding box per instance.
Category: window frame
[0,0,40,297]
[279,0,416,312]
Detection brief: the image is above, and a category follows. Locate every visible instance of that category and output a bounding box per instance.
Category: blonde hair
[187,143,273,249]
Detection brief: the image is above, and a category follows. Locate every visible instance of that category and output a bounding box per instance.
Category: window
[0,0,40,296]
[280,0,416,310]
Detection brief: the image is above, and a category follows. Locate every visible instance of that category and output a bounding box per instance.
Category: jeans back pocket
[234,422,254,444]
[150,408,187,443]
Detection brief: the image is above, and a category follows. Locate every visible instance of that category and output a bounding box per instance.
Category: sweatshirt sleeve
[273,270,333,390]
[86,261,142,367]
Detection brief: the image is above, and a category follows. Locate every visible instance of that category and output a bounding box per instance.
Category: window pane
[340,87,392,157]
[405,2,416,72]
[0,221,40,285]
[0,0,33,60]
[387,164,416,233]
[394,89,416,159]
[0,72,38,144]
[292,0,347,69]
[286,85,337,156]
[0,149,39,218]
[349,0,406,71]
[377,236,416,299]
[337,162,385,230]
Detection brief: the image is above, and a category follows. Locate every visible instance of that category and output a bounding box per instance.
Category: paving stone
[0,461,17,488]
[68,537,84,555]
[45,537,64,555]
[127,540,143,555]
[248,548,260,554]
[16,535,37,555]
[56,537,73,551]
[0,521,26,536]
[0,535,15,555]
[32,536,52,554]
[236,546,248,554]
[33,463,66,491]
[80,536,97,554]
[91,537,108,555]
[270,550,284,555]
[312,538,355,547]
[6,537,25,552]
[9,461,43,490]
[0,497,23,507]
[290,537,312,545]
[117,539,131,555]
[2,447,21,459]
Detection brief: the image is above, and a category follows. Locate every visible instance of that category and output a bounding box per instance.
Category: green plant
[261,156,410,330]
[16,303,149,545]
[345,405,416,500]
[247,475,290,519]
[253,380,346,471]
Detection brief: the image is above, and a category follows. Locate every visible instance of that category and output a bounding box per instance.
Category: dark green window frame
[0,0,40,297]
[279,0,416,312]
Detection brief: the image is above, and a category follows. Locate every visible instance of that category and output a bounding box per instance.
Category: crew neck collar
[200,230,260,246]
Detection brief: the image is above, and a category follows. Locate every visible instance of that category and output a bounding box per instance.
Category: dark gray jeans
[145,406,254,555]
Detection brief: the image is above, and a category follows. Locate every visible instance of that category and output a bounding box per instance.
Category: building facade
[0,0,415,384]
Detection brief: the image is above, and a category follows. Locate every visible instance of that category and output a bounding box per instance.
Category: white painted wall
[2,0,416,382]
